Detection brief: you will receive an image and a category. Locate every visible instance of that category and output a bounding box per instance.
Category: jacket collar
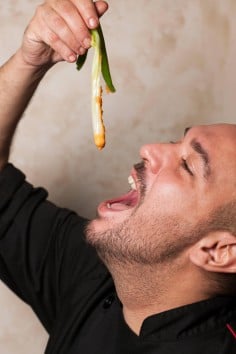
[138,296,236,340]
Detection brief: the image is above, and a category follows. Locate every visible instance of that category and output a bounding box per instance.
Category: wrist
[13,48,54,80]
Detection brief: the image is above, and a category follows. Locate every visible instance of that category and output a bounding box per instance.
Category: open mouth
[106,189,139,211]
[98,175,140,214]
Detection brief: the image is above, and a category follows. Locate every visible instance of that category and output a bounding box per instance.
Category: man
[0,0,235,353]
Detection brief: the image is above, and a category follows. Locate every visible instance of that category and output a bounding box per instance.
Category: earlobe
[189,232,236,273]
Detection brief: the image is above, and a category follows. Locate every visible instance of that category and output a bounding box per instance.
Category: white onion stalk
[91,29,105,150]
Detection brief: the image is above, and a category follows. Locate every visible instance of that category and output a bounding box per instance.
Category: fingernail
[88,17,98,28]
[68,54,76,62]
[83,37,91,49]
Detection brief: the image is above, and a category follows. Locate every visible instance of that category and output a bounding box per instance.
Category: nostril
[140,144,161,174]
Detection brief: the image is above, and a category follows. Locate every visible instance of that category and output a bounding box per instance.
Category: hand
[19,0,108,67]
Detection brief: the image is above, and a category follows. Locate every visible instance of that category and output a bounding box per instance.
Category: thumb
[94,1,109,18]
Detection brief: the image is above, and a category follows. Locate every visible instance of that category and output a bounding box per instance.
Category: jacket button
[103,295,115,309]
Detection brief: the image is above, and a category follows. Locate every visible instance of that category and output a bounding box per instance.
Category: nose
[140,143,174,174]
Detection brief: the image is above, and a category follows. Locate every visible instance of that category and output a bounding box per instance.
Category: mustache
[133,161,146,198]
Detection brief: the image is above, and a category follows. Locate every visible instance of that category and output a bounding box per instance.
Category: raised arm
[0,0,108,169]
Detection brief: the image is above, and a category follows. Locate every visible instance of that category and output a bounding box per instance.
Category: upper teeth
[128,176,137,190]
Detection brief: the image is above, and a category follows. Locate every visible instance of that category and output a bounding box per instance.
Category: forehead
[186,122,234,134]
[184,124,236,154]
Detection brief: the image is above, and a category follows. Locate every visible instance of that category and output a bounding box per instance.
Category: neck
[108,261,210,335]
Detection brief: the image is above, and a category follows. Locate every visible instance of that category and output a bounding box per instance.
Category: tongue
[110,202,129,211]
[108,190,138,211]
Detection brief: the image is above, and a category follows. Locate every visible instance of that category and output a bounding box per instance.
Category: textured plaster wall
[0,0,236,352]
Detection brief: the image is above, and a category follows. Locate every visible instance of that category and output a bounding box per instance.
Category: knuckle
[57,0,74,16]
[47,30,59,44]
[51,14,64,29]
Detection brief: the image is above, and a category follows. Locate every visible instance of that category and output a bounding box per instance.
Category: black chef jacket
[0,164,235,354]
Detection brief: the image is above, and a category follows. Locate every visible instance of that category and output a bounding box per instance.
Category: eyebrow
[190,139,211,179]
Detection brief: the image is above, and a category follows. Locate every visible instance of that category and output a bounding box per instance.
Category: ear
[189,231,236,273]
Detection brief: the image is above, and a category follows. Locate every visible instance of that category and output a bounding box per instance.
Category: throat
[111,264,168,335]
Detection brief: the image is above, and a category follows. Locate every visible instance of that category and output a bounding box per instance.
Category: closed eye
[181,158,194,176]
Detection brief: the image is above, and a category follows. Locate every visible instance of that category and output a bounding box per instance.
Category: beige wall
[0,0,235,352]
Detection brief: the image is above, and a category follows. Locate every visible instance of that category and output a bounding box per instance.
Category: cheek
[145,178,198,219]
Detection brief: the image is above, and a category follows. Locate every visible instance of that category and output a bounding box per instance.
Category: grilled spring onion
[76,25,116,150]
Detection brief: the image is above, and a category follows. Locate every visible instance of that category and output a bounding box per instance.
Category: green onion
[76,24,116,149]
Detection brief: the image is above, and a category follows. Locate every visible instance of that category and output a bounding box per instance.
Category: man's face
[86,124,236,265]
